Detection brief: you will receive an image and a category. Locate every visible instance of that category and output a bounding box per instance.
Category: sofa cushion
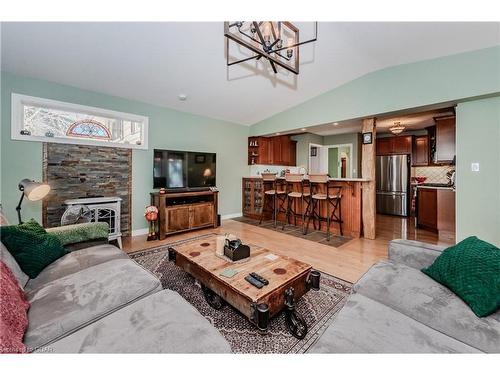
[422,236,500,317]
[25,244,128,292]
[354,261,500,353]
[37,290,231,353]
[1,242,29,288]
[0,220,66,279]
[309,293,481,353]
[23,258,162,350]
[388,239,445,269]
[0,261,30,354]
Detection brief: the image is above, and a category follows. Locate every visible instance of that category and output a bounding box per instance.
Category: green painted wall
[456,97,500,246]
[251,46,500,136]
[323,133,361,177]
[338,146,351,178]
[291,133,323,169]
[0,72,249,232]
[328,148,339,177]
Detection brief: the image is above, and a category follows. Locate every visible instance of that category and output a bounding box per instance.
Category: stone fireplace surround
[42,143,131,235]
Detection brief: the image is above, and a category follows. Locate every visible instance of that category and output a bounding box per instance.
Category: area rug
[231,216,353,248]
[129,233,352,354]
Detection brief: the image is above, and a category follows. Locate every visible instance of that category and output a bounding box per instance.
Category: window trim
[11,93,149,150]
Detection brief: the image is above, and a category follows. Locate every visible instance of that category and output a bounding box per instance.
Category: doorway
[309,143,353,178]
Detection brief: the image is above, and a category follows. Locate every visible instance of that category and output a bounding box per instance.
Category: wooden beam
[362,118,376,239]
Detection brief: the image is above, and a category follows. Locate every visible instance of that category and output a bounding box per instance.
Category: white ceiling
[1,22,499,125]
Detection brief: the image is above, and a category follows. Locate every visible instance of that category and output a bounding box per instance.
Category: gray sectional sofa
[310,239,500,353]
[1,230,231,353]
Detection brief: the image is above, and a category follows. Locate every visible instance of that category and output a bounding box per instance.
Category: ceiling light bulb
[301,128,306,131]
[178,94,187,101]
[276,132,281,135]
[333,122,339,126]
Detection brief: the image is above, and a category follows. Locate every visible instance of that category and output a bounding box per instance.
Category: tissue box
[224,242,250,261]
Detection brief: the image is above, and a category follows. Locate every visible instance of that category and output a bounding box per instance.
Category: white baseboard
[221,212,242,220]
[131,228,149,236]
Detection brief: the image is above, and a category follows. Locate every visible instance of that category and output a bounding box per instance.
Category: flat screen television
[153,149,216,189]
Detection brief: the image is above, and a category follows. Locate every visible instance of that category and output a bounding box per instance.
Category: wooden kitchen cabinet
[417,187,456,239]
[272,136,284,165]
[412,135,429,166]
[248,135,296,166]
[258,137,272,164]
[376,136,412,155]
[417,188,438,232]
[435,116,456,163]
[437,189,456,236]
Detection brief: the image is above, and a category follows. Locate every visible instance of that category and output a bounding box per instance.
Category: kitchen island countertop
[243,176,372,182]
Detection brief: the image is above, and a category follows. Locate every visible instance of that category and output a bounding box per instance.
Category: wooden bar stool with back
[304,174,343,241]
[282,173,310,232]
[259,173,287,228]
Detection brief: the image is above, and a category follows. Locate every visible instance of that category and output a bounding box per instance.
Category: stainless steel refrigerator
[376,155,410,216]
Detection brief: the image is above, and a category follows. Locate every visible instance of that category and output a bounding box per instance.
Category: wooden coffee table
[167,236,320,339]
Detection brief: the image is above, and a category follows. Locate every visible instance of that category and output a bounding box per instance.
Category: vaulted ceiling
[2,22,499,125]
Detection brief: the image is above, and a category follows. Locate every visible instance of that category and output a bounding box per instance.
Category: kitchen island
[416,185,455,241]
[242,177,371,238]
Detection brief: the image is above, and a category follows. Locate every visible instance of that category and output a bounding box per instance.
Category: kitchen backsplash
[412,165,454,183]
[249,164,306,176]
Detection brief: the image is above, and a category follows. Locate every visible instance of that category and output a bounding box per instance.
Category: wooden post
[362,118,376,239]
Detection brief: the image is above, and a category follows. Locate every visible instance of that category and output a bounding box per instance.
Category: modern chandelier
[224,21,318,75]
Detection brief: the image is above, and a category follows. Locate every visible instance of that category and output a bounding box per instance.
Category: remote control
[250,272,269,285]
[245,275,264,289]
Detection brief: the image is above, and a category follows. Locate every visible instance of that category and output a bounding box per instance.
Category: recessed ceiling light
[178,94,188,101]
[276,132,281,135]
[333,122,339,126]
[301,128,307,131]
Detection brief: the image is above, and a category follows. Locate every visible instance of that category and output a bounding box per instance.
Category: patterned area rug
[231,217,353,248]
[129,233,352,354]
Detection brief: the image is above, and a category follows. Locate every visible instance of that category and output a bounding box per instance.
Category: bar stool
[282,173,310,231]
[304,174,343,241]
[259,173,287,227]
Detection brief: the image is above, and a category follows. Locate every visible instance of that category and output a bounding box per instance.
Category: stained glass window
[12,93,148,149]
[67,120,111,139]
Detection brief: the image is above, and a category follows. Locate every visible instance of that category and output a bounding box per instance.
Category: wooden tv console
[150,190,219,239]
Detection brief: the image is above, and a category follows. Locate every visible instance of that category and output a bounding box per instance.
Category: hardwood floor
[123,214,454,283]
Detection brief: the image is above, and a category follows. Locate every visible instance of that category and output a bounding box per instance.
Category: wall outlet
[471,163,480,172]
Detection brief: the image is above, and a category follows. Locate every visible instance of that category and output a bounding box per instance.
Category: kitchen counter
[244,176,372,182]
[416,185,455,191]
[416,185,456,240]
[242,177,367,238]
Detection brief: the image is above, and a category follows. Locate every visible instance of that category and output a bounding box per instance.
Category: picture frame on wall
[362,132,373,145]
[310,146,317,157]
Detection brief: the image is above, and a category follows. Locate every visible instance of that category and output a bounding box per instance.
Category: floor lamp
[16,179,51,225]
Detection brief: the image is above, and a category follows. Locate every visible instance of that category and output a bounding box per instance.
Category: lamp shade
[19,179,51,201]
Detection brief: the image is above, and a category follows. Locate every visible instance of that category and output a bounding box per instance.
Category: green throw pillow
[0,219,66,279]
[422,236,500,317]
[19,218,47,236]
